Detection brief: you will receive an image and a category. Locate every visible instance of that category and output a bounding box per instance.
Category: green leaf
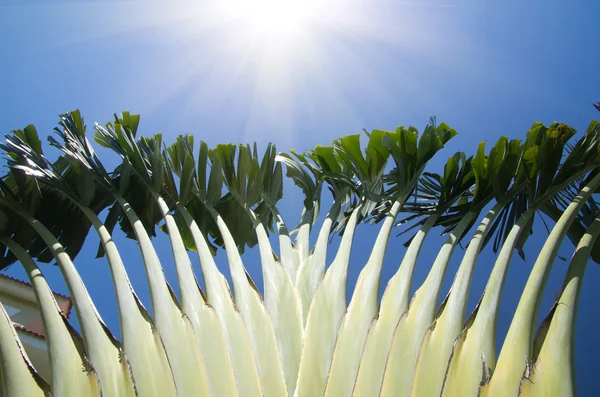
[207,153,223,206]
[335,135,369,180]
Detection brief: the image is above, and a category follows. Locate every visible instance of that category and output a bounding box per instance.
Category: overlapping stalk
[0,110,598,397]
[481,172,600,397]
[354,149,474,396]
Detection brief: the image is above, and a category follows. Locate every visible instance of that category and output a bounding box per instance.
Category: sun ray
[8,0,480,143]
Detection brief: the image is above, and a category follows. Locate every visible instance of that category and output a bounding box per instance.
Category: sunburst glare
[59,0,451,143]
[220,0,324,43]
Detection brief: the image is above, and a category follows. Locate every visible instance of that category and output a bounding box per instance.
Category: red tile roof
[13,323,46,340]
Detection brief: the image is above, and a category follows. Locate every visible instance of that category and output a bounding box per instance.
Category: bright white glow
[111,0,427,142]
[221,0,324,43]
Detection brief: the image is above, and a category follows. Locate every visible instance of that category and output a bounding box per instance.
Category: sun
[220,0,323,43]
[165,0,381,139]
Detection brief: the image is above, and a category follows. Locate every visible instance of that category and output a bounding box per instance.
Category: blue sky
[1,0,600,395]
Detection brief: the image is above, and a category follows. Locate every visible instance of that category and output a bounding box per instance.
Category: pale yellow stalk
[520,217,600,396]
[261,208,303,393]
[83,206,177,397]
[440,208,534,397]
[0,298,50,397]
[411,201,505,396]
[117,197,210,397]
[3,239,89,397]
[481,172,600,397]
[294,205,361,397]
[29,218,135,396]
[178,202,263,397]
[213,211,288,396]
[156,196,238,396]
[353,214,438,396]
[380,212,476,397]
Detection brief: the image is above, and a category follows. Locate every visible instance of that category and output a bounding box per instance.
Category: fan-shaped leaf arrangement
[0,111,599,397]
